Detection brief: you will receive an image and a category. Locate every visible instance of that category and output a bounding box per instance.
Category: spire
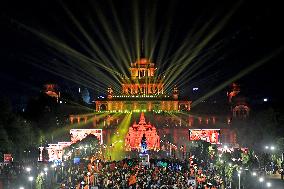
[141,39,145,58]
[139,112,146,124]
[173,85,179,100]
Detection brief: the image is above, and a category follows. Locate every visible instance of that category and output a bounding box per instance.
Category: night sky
[0,0,283,105]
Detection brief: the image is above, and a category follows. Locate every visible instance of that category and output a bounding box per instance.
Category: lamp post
[264,145,275,174]
[51,163,57,184]
[265,145,275,151]
[96,159,99,171]
[84,145,88,155]
[61,162,64,181]
[238,170,241,189]
[28,176,33,189]
[259,177,264,189]
[43,167,48,188]
[39,172,45,188]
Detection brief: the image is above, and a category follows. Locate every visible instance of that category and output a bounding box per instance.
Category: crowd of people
[1,150,283,188]
[58,157,224,189]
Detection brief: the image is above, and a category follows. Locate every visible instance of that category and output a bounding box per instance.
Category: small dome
[135,58,151,65]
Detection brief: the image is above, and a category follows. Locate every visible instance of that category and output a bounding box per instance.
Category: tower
[227,83,240,103]
[107,87,113,99]
[122,58,163,95]
[44,84,60,102]
[173,85,179,100]
[228,83,250,119]
[95,58,191,112]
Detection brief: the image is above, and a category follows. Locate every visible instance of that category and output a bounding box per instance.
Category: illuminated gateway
[125,112,160,151]
[95,58,191,112]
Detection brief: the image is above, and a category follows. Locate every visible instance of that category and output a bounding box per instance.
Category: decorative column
[198,117,202,125]
[70,116,74,124]
[212,117,216,125]
[188,102,191,111]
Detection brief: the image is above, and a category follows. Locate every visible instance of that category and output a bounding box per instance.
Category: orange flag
[128,174,137,186]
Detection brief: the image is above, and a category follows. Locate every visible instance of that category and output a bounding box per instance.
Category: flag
[128,174,137,186]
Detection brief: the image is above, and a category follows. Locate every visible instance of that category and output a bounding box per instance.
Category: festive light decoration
[125,112,160,151]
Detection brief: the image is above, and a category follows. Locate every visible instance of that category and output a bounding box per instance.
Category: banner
[70,129,103,144]
[3,154,13,163]
[189,129,220,144]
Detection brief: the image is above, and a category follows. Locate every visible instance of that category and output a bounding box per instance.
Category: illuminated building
[227,83,250,119]
[95,58,191,112]
[44,84,60,103]
[227,83,240,103]
[68,59,242,151]
[125,112,160,151]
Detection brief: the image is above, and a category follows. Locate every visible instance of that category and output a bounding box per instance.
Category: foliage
[215,158,237,183]
[234,108,280,149]
[0,97,39,161]
[224,164,237,182]
[276,137,284,158]
[241,152,249,166]
[231,148,242,160]
[222,152,232,163]
[36,175,44,189]
[192,141,211,163]
[208,145,217,159]
[241,150,258,169]
[259,152,270,168]
[0,125,13,161]
[271,154,282,167]
[42,146,50,162]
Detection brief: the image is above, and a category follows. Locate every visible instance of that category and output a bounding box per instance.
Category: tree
[42,146,49,163]
[0,124,13,161]
[276,137,284,159]
[0,96,39,161]
[36,175,44,189]
[234,108,279,149]
[5,117,38,160]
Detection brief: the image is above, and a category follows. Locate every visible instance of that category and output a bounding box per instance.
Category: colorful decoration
[125,113,160,151]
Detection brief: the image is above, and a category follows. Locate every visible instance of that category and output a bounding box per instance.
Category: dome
[135,58,151,65]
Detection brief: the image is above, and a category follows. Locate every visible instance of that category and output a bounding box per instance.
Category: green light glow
[108,113,132,160]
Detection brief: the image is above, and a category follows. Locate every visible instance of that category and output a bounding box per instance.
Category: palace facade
[67,59,250,149]
[95,58,191,112]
